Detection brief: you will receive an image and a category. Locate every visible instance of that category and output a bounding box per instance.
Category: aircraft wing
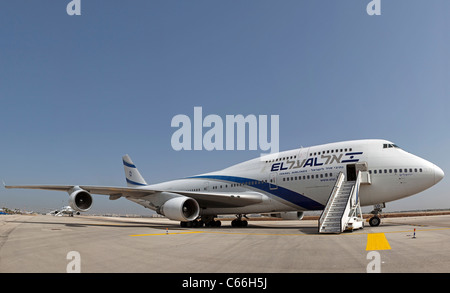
[4,185,154,197]
[4,185,263,208]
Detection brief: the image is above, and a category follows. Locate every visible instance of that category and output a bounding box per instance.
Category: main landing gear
[231,214,248,227]
[369,203,385,227]
[180,215,221,228]
[180,214,250,228]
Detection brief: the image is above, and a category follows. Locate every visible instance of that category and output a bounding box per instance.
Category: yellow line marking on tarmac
[129,227,450,237]
[202,231,311,236]
[130,231,205,237]
[366,233,391,251]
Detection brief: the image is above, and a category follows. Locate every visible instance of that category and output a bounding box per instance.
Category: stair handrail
[340,171,362,232]
[319,172,345,232]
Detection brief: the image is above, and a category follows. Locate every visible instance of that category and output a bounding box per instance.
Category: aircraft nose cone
[434,164,444,184]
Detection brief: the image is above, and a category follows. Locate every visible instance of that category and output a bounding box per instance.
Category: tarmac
[1,213,450,273]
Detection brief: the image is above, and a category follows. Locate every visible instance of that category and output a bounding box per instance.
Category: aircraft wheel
[369,216,381,227]
[205,220,216,227]
[231,219,248,227]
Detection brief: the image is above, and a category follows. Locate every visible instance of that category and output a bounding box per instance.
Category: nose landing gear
[369,215,381,227]
[369,203,385,227]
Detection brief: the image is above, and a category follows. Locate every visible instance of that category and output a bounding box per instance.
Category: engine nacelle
[159,197,200,222]
[269,211,304,220]
[69,188,93,212]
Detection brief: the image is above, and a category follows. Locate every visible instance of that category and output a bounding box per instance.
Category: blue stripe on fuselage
[188,175,324,210]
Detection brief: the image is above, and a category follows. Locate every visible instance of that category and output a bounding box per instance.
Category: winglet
[122,155,148,187]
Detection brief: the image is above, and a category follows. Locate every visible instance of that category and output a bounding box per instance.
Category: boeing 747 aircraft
[5,139,444,233]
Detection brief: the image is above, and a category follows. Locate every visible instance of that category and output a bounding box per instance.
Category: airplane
[47,205,80,217]
[4,139,444,232]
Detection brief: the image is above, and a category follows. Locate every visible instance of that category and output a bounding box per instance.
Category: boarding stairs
[318,172,364,234]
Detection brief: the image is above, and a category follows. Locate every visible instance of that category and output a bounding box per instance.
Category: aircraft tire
[231,219,248,227]
[369,216,381,227]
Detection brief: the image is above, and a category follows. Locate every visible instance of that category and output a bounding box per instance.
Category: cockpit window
[383,143,400,149]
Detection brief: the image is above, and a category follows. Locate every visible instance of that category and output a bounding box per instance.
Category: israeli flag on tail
[122,154,148,187]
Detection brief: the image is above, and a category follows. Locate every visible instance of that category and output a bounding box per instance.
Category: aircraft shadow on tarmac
[5,217,322,234]
[5,218,169,229]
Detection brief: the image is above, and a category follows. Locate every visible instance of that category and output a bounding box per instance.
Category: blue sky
[0,0,449,214]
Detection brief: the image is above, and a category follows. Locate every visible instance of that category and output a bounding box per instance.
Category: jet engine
[69,188,93,212]
[159,197,200,222]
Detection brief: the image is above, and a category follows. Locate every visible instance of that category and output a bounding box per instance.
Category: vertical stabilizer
[122,154,148,187]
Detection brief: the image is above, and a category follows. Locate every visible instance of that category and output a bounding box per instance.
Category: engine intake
[159,197,199,222]
[69,188,93,212]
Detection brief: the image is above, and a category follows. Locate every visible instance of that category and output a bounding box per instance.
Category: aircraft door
[346,164,357,181]
[347,162,368,181]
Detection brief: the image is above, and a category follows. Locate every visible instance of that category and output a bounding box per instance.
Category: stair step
[320,228,341,233]
[336,191,350,197]
[323,225,340,229]
[322,221,340,225]
[321,224,340,228]
[324,221,340,225]
[324,217,340,222]
[334,196,349,200]
[334,196,349,201]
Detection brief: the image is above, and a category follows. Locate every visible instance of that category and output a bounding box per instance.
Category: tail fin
[122,154,148,187]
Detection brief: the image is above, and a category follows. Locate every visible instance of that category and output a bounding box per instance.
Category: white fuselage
[130,139,444,216]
